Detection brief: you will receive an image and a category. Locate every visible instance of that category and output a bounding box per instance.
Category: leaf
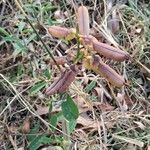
[30,81,47,95]
[22,118,30,134]
[61,95,79,121]
[36,105,49,116]
[44,68,51,79]
[26,33,36,44]
[41,146,63,150]
[17,64,24,77]
[12,40,27,56]
[28,135,52,150]
[27,122,40,142]
[112,134,144,147]
[85,80,96,93]
[49,112,63,131]
[0,27,10,36]
[77,6,89,36]
[77,116,99,129]
[18,21,26,32]
[68,119,77,133]
[49,114,58,131]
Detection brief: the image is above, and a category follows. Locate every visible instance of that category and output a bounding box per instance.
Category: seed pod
[45,65,78,95]
[48,26,75,40]
[83,55,125,87]
[92,40,130,62]
[77,6,90,36]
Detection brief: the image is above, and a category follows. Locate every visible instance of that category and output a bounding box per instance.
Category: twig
[136,60,150,74]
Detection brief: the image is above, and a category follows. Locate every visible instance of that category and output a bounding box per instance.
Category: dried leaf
[133,121,145,130]
[92,40,130,61]
[77,6,89,36]
[54,10,65,21]
[93,102,114,111]
[77,116,99,129]
[22,118,30,134]
[48,26,75,40]
[45,65,78,95]
[112,134,144,147]
[94,86,112,101]
[125,144,137,150]
[83,55,125,87]
[36,105,49,116]
[107,8,120,33]
[116,93,128,111]
[41,146,63,150]
[74,96,90,113]
[108,18,120,34]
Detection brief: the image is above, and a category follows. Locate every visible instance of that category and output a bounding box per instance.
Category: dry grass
[0,0,149,149]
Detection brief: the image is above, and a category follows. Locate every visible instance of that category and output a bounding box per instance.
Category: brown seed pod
[77,6,90,36]
[92,55,125,87]
[48,26,75,40]
[92,40,130,62]
[83,55,125,87]
[45,65,78,95]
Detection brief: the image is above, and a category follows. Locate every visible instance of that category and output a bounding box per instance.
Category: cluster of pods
[45,6,130,95]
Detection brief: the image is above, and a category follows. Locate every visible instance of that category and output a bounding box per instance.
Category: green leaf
[48,101,53,112]
[30,81,47,95]
[44,68,51,79]
[17,64,24,77]
[84,80,96,93]
[3,35,15,42]
[27,122,52,150]
[27,122,40,142]
[28,135,52,150]
[68,119,77,133]
[12,41,27,56]
[49,114,57,131]
[0,27,10,36]
[18,21,26,32]
[49,112,63,131]
[61,95,79,121]
[26,33,36,44]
